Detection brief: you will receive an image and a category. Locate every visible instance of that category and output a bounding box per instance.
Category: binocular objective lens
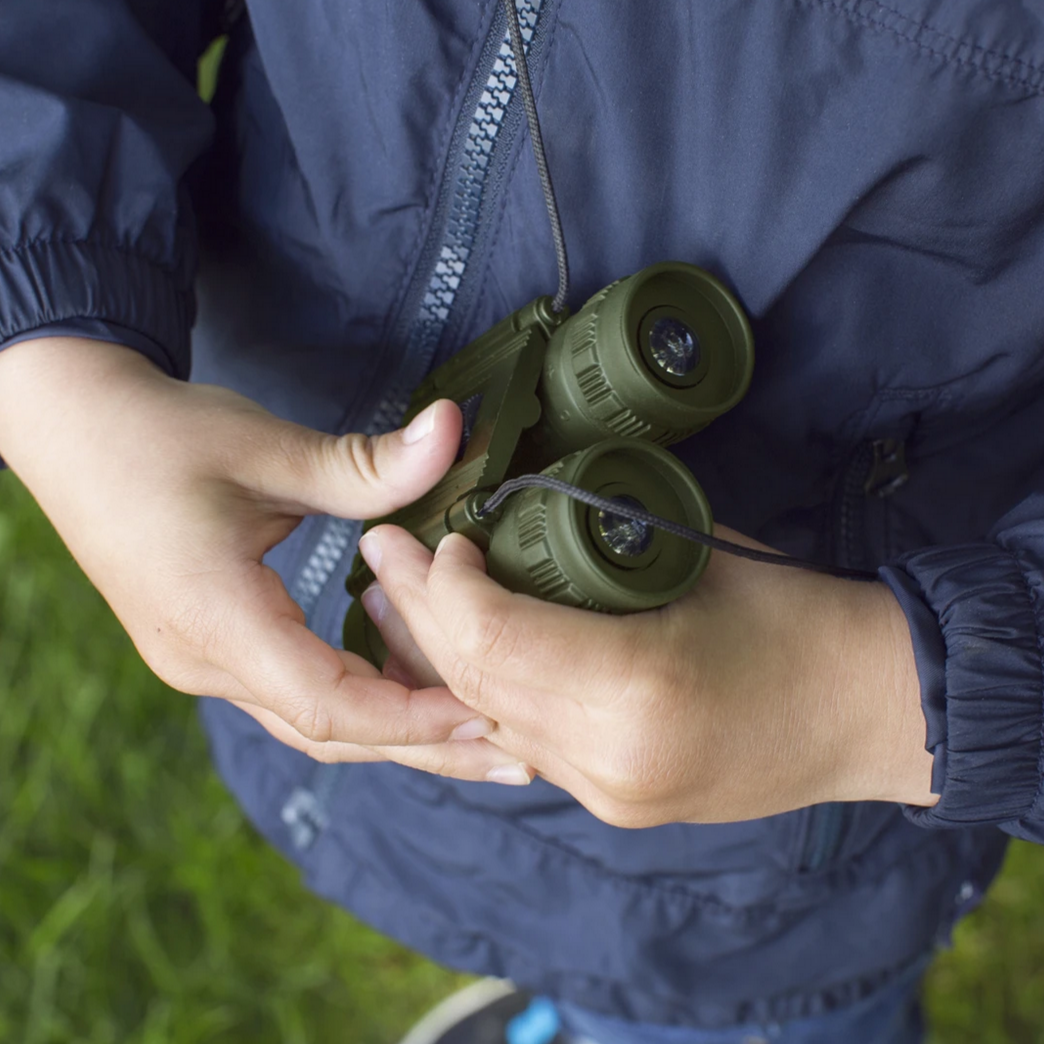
[649,317,700,377]
[597,496,653,558]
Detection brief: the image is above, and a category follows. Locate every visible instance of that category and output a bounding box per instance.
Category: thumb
[240,399,463,519]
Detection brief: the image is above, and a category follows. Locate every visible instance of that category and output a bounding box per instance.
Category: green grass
[2,467,1044,1042]
[198,37,226,105]
[927,839,1044,1043]
[0,472,469,1044]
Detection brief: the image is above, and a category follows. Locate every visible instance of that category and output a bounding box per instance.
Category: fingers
[230,700,388,763]
[233,399,463,519]
[228,604,673,818]
[231,698,534,785]
[369,734,535,785]
[357,531,470,687]
[364,527,637,699]
[360,529,607,760]
[361,582,445,688]
[178,561,492,748]
[235,612,494,747]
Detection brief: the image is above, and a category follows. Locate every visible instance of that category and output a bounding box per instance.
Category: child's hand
[0,338,524,782]
[359,523,940,823]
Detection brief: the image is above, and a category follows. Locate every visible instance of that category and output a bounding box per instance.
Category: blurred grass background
[3,466,1044,1044]
[0,471,471,1043]
[0,37,1039,1044]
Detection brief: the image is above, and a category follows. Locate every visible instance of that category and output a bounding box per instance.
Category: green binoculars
[343,261,754,667]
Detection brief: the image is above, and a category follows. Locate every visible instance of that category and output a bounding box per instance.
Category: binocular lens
[596,496,653,557]
[647,316,700,378]
[486,438,713,613]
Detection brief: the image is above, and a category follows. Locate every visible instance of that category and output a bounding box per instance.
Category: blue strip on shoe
[507,997,562,1044]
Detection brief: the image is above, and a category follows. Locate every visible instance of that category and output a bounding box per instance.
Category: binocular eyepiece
[343,261,754,668]
[537,262,753,457]
[485,437,714,611]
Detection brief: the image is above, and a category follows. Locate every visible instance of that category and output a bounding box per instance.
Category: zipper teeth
[411,0,539,373]
[287,0,545,613]
[289,517,358,620]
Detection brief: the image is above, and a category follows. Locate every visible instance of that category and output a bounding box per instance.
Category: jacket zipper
[282,0,553,851]
[289,0,550,620]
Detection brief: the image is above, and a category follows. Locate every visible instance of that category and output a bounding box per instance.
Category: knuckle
[340,433,383,489]
[421,751,455,779]
[445,657,493,712]
[584,771,662,829]
[392,688,424,746]
[283,696,334,744]
[452,602,518,670]
[592,740,661,807]
[133,611,227,695]
[163,601,212,652]
[161,593,234,667]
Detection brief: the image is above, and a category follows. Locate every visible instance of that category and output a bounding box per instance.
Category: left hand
[358,524,938,826]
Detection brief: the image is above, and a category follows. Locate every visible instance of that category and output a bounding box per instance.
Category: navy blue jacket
[3,0,1044,1028]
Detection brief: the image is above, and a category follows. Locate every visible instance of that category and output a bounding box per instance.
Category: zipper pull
[863,438,908,498]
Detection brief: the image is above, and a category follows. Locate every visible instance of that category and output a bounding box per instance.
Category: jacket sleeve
[879,492,1044,843]
[0,0,216,378]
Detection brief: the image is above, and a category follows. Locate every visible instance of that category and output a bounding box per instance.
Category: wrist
[0,336,165,472]
[828,580,938,807]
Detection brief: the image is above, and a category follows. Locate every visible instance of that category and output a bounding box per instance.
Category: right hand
[0,337,533,784]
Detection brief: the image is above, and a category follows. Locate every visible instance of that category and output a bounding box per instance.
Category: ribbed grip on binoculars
[341,260,754,666]
[538,262,754,456]
[486,438,713,613]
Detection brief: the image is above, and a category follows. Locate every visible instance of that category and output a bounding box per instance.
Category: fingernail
[359,532,382,572]
[402,402,438,445]
[450,716,494,741]
[434,534,452,558]
[486,764,532,786]
[361,583,387,624]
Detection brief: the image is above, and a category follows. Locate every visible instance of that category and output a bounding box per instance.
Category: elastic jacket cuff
[1,319,176,378]
[879,545,1044,829]
[0,238,192,379]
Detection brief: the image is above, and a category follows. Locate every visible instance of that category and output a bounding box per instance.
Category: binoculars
[343,262,754,667]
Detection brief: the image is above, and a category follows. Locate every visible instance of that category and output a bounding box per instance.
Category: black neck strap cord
[476,476,878,581]
[497,4,875,584]
[502,0,570,313]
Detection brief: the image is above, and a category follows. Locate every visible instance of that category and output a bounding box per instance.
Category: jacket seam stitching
[402,787,750,914]
[797,0,1044,96]
[394,778,940,916]
[858,0,1043,78]
[320,820,938,1023]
